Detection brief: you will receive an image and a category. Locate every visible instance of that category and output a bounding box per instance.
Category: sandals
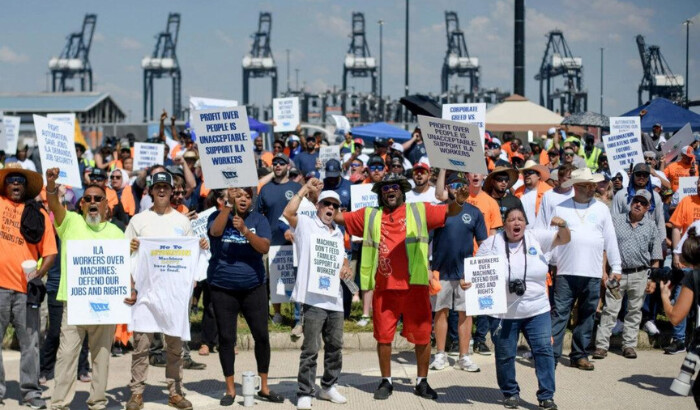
[198,344,210,356]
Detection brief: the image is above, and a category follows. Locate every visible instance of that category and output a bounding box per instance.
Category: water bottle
[241,371,261,407]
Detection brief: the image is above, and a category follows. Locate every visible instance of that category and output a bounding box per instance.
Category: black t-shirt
[493,193,527,227]
[681,269,700,310]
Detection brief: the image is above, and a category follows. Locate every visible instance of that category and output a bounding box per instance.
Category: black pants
[40,291,89,380]
[210,283,270,377]
[200,281,219,348]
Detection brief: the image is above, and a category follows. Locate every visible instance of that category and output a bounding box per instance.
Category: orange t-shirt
[0,197,58,293]
[175,203,190,214]
[664,162,692,192]
[669,195,700,235]
[343,203,447,291]
[466,190,503,233]
[502,143,518,160]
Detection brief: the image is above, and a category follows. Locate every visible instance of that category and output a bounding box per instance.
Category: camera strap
[503,231,527,285]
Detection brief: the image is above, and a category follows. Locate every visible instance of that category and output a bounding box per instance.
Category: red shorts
[372,286,432,345]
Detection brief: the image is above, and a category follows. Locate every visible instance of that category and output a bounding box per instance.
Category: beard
[86,214,102,226]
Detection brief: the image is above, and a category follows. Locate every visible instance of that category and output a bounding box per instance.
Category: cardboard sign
[442,103,486,144]
[464,255,507,315]
[332,115,351,134]
[417,115,487,174]
[678,176,699,201]
[33,115,82,187]
[191,106,257,189]
[609,116,641,142]
[319,145,340,168]
[663,123,695,163]
[350,184,378,211]
[273,97,300,132]
[268,245,295,303]
[603,131,644,174]
[66,239,131,325]
[132,142,164,171]
[307,234,343,297]
[3,115,20,154]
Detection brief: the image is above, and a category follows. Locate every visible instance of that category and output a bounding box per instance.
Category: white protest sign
[350,184,378,211]
[191,207,216,259]
[417,115,486,174]
[464,255,507,315]
[47,113,76,130]
[609,116,641,142]
[33,115,82,187]
[663,123,694,163]
[602,131,645,174]
[268,245,295,303]
[319,145,340,168]
[273,97,300,132]
[191,106,257,189]
[442,103,486,144]
[3,115,20,154]
[66,239,131,325]
[132,142,164,170]
[332,115,351,134]
[307,234,343,297]
[678,176,699,201]
[189,96,238,122]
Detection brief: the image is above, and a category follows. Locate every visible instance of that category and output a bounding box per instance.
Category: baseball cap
[488,141,501,149]
[681,146,695,159]
[632,163,651,174]
[318,190,341,204]
[305,170,320,179]
[89,168,107,180]
[367,155,384,167]
[633,189,652,203]
[324,159,342,178]
[289,167,300,177]
[273,153,290,164]
[183,150,198,160]
[374,137,388,147]
[446,172,468,185]
[391,142,404,153]
[353,137,364,146]
[150,172,173,188]
[547,127,556,135]
[653,123,662,128]
[413,161,430,172]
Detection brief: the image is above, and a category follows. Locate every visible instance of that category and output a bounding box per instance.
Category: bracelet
[46,187,58,195]
[295,193,304,200]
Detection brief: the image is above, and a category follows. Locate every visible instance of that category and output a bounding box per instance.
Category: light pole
[295,68,300,91]
[379,19,384,120]
[404,0,409,124]
[286,49,290,93]
[684,19,692,107]
[600,48,604,114]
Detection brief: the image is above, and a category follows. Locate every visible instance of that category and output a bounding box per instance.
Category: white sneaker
[454,355,480,372]
[318,385,347,404]
[272,313,283,325]
[611,319,624,336]
[429,352,447,370]
[356,316,370,327]
[522,351,533,360]
[644,320,660,336]
[297,395,312,409]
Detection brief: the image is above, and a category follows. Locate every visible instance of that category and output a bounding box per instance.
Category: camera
[509,279,526,296]
[671,327,700,396]
[606,276,621,300]
[649,267,686,286]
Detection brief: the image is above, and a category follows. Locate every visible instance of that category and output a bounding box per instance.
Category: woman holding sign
[469,207,570,410]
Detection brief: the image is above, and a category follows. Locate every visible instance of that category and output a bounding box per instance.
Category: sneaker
[318,385,347,404]
[664,339,686,355]
[539,399,558,409]
[454,355,480,372]
[220,394,235,407]
[447,341,460,357]
[38,375,47,385]
[592,348,607,359]
[611,319,624,336]
[149,353,167,367]
[357,316,370,327]
[429,352,448,370]
[290,324,303,341]
[126,393,144,410]
[78,373,91,382]
[373,379,393,400]
[111,344,123,357]
[521,351,533,360]
[183,358,207,370]
[23,397,46,409]
[503,394,520,409]
[473,341,492,356]
[168,394,193,410]
[296,395,312,409]
[413,379,437,400]
[272,313,283,325]
[643,320,660,336]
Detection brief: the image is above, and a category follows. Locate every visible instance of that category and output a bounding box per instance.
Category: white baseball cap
[318,190,341,204]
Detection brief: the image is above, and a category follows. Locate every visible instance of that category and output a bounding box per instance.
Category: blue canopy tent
[350,122,411,141]
[619,98,700,132]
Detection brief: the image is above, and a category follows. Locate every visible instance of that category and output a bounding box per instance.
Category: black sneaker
[664,339,687,355]
[220,394,235,406]
[539,399,558,409]
[474,341,492,355]
[414,379,438,400]
[503,395,520,409]
[23,397,47,409]
[183,358,207,370]
[149,353,167,367]
[111,344,123,357]
[373,379,393,400]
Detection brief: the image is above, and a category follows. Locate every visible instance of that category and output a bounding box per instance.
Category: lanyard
[503,231,527,284]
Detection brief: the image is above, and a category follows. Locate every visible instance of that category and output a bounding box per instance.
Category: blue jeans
[473,315,492,344]
[672,283,687,342]
[551,275,600,362]
[447,309,459,344]
[490,312,555,401]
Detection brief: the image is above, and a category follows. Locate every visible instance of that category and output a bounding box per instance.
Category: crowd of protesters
[0,108,699,410]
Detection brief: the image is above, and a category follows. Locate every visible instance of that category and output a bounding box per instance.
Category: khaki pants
[51,306,114,410]
[596,269,648,349]
[129,332,183,396]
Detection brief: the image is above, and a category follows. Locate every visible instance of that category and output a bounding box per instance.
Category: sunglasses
[493,175,510,183]
[350,163,362,168]
[644,156,655,161]
[381,183,400,192]
[272,160,287,166]
[5,175,27,185]
[391,163,403,168]
[83,195,105,203]
[611,176,623,181]
[523,170,538,176]
[320,200,340,210]
[110,175,122,180]
[548,152,559,157]
[632,197,649,206]
[173,190,185,197]
[634,172,650,178]
[448,182,465,190]
[369,165,385,172]
[90,176,106,181]
[564,152,575,157]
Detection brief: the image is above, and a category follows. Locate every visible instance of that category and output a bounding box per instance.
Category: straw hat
[484,166,519,192]
[519,160,550,181]
[561,168,605,189]
[0,163,44,200]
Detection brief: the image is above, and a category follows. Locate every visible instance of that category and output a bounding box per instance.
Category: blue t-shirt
[46,236,62,293]
[431,203,487,280]
[207,210,271,291]
[294,151,319,176]
[406,142,427,165]
[257,180,302,245]
[323,177,352,211]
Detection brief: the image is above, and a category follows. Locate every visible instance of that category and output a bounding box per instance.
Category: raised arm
[45,168,66,227]
[283,178,322,229]
[435,168,449,202]
[549,216,571,248]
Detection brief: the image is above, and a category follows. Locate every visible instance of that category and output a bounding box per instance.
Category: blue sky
[1,0,698,121]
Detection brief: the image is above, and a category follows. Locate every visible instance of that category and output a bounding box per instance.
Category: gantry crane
[242,12,278,105]
[48,14,97,92]
[441,11,479,98]
[636,35,684,106]
[534,30,587,114]
[342,12,377,115]
[142,13,182,122]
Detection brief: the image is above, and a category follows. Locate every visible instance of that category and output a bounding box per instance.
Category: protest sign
[663,123,695,163]
[464,255,507,315]
[191,106,257,189]
[602,131,644,174]
[0,113,4,153]
[132,142,164,170]
[350,184,378,211]
[268,245,295,303]
[66,239,131,325]
[331,115,351,134]
[307,234,343,297]
[3,115,20,154]
[417,115,486,174]
[319,145,340,167]
[47,113,76,130]
[442,103,486,144]
[278,198,317,266]
[189,96,238,123]
[191,207,216,259]
[273,97,300,132]
[609,116,641,141]
[678,176,699,201]
[33,115,82,187]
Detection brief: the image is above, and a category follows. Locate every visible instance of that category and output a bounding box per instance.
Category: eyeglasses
[634,172,650,178]
[493,175,510,183]
[644,156,655,161]
[564,152,575,157]
[5,175,27,185]
[391,163,403,168]
[83,195,104,203]
[320,200,340,210]
[369,165,385,172]
[632,198,650,206]
[90,176,106,181]
[448,182,465,190]
[523,170,538,176]
[173,190,185,197]
[272,160,287,166]
[110,175,122,180]
[350,163,362,168]
[381,183,400,192]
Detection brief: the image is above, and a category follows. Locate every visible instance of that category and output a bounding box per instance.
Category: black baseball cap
[325,159,342,178]
[150,172,173,188]
[89,168,107,180]
[367,155,385,167]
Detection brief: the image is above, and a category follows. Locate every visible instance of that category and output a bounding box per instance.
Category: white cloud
[0,46,29,63]
[119,37,143,50]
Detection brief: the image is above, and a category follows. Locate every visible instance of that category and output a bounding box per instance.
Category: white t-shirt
[406,186,438,204]
[126,208,194,238]
[278,197,317,267]
[551,198,622,278]
[476,229,555,319]
[290,214,345,312]
[534,188,574,230]
[674,220,700,255]
[520,187,538,228]
[18,158,37,172]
